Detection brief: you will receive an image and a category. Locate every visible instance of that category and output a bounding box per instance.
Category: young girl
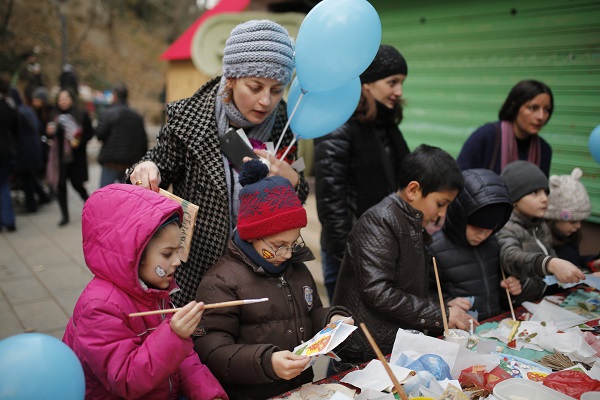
[497,161,585,304]
[194,160,352,400]
[63,184,228,400]
[545,167,600,273]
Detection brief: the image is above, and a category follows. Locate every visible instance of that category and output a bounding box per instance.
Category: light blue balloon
[287,76,361,139]
[589,124,600,164]
[0,333,85,399]
[295,0,381,92]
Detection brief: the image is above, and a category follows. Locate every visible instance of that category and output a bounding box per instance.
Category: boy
[428,169,522,321]
[332,144,475,365]
[497,160,584,304]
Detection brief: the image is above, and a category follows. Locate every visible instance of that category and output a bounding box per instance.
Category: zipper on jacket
[473,247,492,318]
[279,275,301,345]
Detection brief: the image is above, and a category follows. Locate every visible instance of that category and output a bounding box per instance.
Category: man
[97,84,148,187]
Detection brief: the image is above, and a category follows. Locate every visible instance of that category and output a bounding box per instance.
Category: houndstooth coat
[127,76,308,306]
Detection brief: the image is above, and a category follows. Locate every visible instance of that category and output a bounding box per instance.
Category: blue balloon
[589,124,600,164]
[295,0,381,92]
[287,77,361,139]
[0,333,85,399]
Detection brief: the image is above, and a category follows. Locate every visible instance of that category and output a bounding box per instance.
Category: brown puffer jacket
[332,194,447,364]
[194,240,350,400]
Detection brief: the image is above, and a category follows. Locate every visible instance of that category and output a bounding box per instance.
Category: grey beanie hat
[501,160,549,203]
[222,20,294,85]
[545,167,591,221]
[32,86,49,102]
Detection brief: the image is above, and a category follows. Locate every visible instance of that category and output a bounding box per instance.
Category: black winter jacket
[314,105,409,263]
[428,169,513,321]
[332,194,446,364]
[97,102,148,166]
[194,240,349,400]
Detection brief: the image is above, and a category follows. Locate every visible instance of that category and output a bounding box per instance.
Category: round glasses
[260,236,305,257]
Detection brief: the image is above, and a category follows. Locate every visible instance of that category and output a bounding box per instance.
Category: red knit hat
[237,160,307,240]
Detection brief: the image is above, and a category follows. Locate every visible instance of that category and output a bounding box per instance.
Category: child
[497,161,585,304]
[193,160,352,400]
[331,144,475,366]
[429,168,522,321]
[545,167,600,272]
[62,184,228,400]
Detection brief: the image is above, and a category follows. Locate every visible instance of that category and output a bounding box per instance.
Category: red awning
[160,0,249,61]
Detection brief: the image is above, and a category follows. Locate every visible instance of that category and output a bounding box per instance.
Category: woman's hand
[330,314,354,326]
[252,149,299,188]
[170,301,204,339]
[130,161,161,192]
[271,351,310,380]
[447,297,472,311]
[500,275,522,295]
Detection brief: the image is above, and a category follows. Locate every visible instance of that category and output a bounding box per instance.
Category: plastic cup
[444,329,469,347]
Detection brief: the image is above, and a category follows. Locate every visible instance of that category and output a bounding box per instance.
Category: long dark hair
[498,80,554,123]
[354,86,404,124]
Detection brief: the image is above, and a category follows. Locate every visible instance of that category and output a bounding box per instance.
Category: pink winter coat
[63,184,228,400]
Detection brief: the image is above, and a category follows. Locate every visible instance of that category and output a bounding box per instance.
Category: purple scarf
[500,120,541,170]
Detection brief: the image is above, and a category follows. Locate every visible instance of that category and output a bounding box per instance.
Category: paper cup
[444,329,469,347]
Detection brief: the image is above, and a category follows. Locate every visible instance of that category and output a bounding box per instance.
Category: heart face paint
[155,265,167,277]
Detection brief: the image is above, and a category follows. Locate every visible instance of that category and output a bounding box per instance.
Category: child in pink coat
[63,184,228,400]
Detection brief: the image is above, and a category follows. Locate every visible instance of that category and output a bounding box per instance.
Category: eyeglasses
[260,235,305,257]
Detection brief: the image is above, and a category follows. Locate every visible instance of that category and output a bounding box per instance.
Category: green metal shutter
[370,0,600,221]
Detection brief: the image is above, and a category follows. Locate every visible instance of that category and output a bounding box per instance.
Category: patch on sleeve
[193,325,206,337]
[303,286,313,312]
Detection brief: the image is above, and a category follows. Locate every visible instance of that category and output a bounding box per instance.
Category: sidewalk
[0,157,326,341]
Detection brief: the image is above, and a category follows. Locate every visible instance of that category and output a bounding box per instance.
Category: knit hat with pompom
[237,159,306,240]
[545,167,591,221]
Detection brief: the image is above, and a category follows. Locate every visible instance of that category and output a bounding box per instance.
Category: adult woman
[313,45,410,300]
[128,20,308,306]
[46,88,94,226]
[457,80,554,176]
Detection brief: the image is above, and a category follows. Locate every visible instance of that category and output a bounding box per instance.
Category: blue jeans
[321,249,341,302]
[0,158,16,228]
[100,167,126,188]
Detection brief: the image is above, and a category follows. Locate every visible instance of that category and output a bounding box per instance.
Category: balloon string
[279,133,298,162]
[274,91,305,155]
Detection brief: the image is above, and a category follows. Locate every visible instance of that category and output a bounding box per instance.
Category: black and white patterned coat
[128,76,308,305]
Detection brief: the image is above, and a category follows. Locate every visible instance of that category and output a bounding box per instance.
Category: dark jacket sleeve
[457,123,497,171]
[314,123,354,262]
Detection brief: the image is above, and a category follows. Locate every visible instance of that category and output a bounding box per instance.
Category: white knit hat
[545,167,591,221]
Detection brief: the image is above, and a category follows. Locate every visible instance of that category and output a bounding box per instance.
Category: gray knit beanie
[501,160,549,203]
[360,45,408,84]
[222,20,294,85]
[545,167,591,221]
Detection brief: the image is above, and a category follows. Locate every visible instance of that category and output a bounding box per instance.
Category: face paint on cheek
[155,265,167,278]
[262,249,275,259]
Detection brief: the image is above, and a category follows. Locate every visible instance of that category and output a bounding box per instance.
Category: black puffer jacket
[332,194,445,364]
[314,105,409,264]
[97,102,148,166]
[194,240,350,400]
[428,169,513,321]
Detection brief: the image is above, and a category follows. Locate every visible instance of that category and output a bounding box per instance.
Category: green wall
[371,0,600,220]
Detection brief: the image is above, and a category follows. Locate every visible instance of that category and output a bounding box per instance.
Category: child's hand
[548,258,585,284]
[448,297,472,311]
[170,301,204,339]
[501,276,522,295]
[271,351,310,380]
[448,306,479,331]
[330,314,354,326]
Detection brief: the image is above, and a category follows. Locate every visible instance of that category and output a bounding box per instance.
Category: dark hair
[0,72,11,95]
[355,86,404,124]
[113,83,128,102]
[498,80,554,123]
[398,144,464,196]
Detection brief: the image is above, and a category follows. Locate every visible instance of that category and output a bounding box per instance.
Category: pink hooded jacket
[63,184,228,400]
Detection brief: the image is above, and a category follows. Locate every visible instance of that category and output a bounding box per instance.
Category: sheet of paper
[522,299,589,330]
[340,359,413,392]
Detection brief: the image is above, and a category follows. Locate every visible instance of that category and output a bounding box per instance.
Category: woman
[457,79,554,176]
[313,45,410,300]
[46,88,94,226]
[128,20,308,306]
